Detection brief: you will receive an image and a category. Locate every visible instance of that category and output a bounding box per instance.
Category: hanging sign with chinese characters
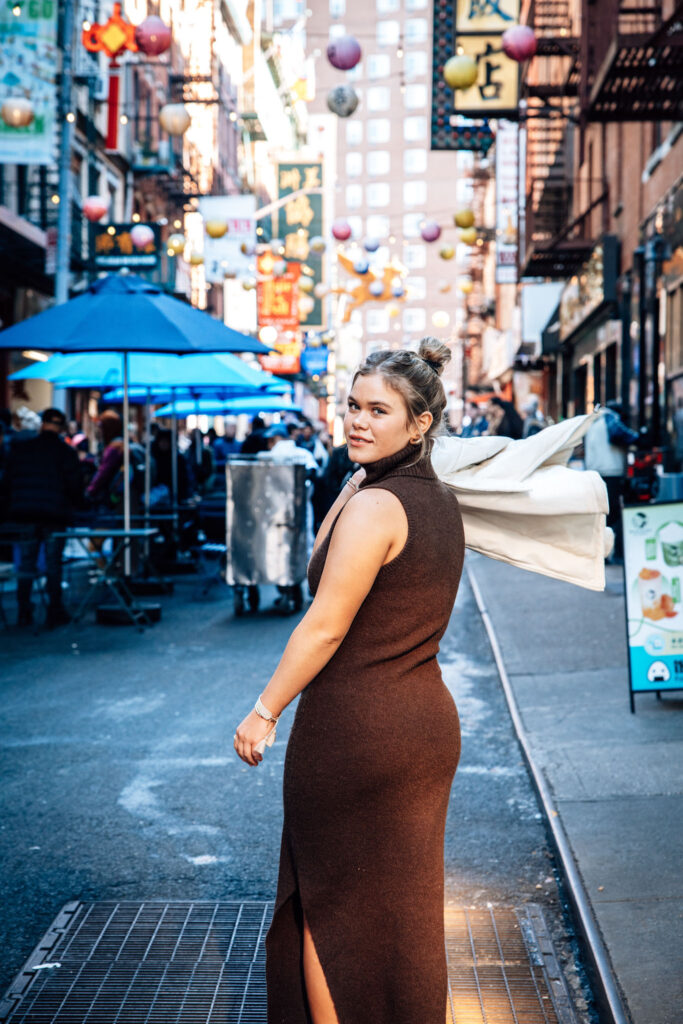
[495,119,519,283]
[91,223,161,269]
[431,0,520,150]
[257,253,300,331]
[277,161,324,328]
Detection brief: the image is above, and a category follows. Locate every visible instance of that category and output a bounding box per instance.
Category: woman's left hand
[233,709,275,767]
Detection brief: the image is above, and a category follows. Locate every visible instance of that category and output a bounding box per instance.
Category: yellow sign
[455,0,519,32]
[453,33,518,114]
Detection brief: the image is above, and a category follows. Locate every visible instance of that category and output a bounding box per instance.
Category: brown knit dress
[265,440,465,1024]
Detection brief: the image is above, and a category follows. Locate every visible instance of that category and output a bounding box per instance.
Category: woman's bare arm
[233,487,407,765]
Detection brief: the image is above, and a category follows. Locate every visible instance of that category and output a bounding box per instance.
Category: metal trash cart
[225,459,308,616]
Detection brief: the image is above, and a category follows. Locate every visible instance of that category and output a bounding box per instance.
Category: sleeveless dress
[265,440,466,1024]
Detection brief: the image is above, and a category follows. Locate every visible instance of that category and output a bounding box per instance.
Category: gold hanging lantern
[1,97,34,128]
[159,103,191,136]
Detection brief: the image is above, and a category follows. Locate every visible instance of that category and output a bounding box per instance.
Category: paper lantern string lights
[327,34,362,71]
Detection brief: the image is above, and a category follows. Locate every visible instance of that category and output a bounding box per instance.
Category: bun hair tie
[421,356,440,375]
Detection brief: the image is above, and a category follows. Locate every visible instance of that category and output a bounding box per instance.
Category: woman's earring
[410,436,420,444]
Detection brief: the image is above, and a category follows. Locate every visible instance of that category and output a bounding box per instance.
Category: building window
[404,116,427,141]
[404,83,427,109]
[366,214,390,238]
[404,18,428,44]
[346,184,363,209]
[403,180,427,206]
[403,308,426,332]
[329,22,346,38]
[367,150,390,176]
[346,152,362,177]
[367,182,390,207]
[403,148,427,174]
[403,243,427,268]
[404,50,428,78]
[403,212,422,237]
[406,0,427,8]
[377,19,400,46]
[406,276,426,299]
[367,53,391,79]
[367,309,390,333]
[347,215,363,237]
[329,0,345,16]
[367,118,390,144]
[367,86,390,111]
[376,0,399,10]
[346,120,363,145]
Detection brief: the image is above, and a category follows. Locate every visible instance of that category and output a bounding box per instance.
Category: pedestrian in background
[522,395,546,437]
[485,395,524,439]
[459,399,488,437]
[584,400,639,560]
[234,338,464,1024]
[1,407,81,627]
[240,414,268,454]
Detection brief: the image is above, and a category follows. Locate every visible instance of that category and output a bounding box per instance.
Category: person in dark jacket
[485,396,524,440]
[2,407,81,627]
[240,415,269,454]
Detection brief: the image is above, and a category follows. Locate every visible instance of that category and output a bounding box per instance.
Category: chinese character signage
[452,34,519,116]
[431,0,520,150]
[198,195,257,283]
[622,503,683,709]
[91,223,161,269]
[258,338,302,375]
[257,253,300,331]
[277,162,324,328]
[456,0,517,32]
[0,0,58,164]
[495,120,518,283]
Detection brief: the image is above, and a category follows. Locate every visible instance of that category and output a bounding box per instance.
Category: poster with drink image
[623,503,683,697]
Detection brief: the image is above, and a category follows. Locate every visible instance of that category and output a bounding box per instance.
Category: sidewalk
[466,552,683,1024]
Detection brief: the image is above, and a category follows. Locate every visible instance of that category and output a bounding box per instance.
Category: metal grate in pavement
[0,901,578,1024]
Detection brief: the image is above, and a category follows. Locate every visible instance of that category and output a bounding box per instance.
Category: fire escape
[519,0,589,278]
[520,1,683,278]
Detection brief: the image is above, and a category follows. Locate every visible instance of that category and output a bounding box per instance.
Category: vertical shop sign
[198,195,257,282]
[495,120,518,283]
[622,502,683,710]
[257,253,299,330]
[0,0,58,164]
[277,162,324,328]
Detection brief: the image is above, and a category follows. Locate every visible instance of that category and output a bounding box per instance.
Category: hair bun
[417,337,451,378]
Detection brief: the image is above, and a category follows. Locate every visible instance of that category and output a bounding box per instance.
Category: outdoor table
[53,527,159,629]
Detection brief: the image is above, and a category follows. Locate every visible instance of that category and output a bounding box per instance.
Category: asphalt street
[0,562,597,1020]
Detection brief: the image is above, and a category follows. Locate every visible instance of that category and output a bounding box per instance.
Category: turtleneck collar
[359,440,437,487]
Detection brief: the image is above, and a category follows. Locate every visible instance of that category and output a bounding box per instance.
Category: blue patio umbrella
[9,351,284,392]
[0,274,269,355]
[154,396,303,417]
[0,274,272,570]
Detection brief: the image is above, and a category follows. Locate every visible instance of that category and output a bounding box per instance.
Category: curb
[466,563,632,1024]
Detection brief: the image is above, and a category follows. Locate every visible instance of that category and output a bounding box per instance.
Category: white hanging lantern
[159,103,191,136]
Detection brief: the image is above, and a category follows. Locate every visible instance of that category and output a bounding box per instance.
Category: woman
[233,338,465,1024]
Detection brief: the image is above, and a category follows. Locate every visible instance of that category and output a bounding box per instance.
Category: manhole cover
[1,901,577,1023]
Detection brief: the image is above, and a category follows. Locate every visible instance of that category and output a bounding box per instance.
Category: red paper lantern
[326,34,362,71]
[83,195,110,223]
[135,15,172,56]
[501,25,537,63]
[332,219,352,241]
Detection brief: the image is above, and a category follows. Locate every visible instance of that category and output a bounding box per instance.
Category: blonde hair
[351,337,451,459]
